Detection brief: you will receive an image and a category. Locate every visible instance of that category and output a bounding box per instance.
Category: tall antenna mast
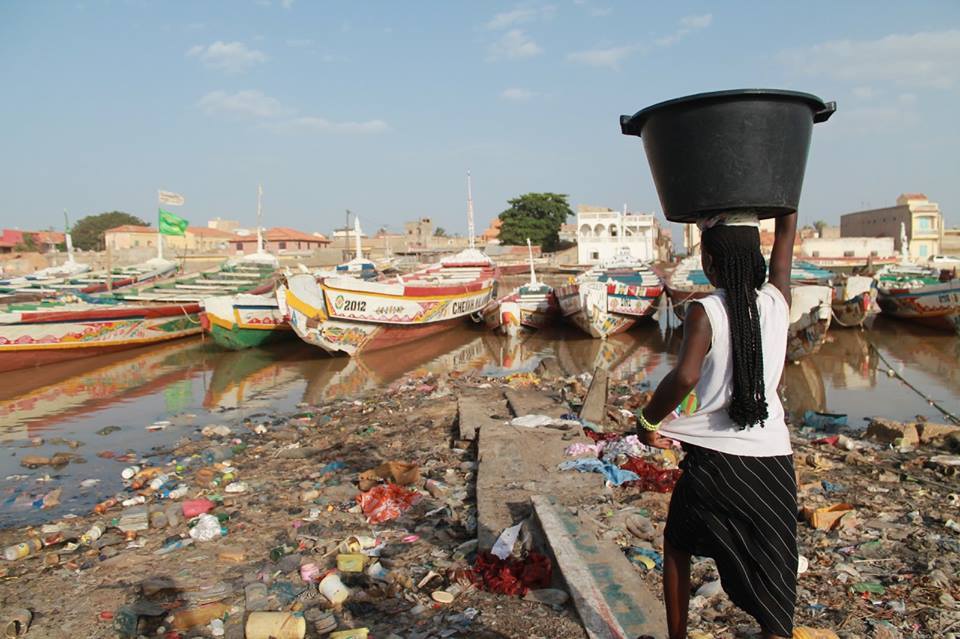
[256,184,265,255]
[526,238,538,286]
[466,170,476,250]
[354,216,363,260]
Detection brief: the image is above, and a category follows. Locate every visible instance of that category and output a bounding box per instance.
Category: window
[843,250,855,257]
[919,244,928,257]
[590,251,599,260]
[870,250,879,257]
[812,251,820,257]
[134,240,139,247]
[917,217,933,231]
[279,242,287,250]
[236,242,243,250]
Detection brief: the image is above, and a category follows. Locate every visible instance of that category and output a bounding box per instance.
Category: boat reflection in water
[0,339,210,441]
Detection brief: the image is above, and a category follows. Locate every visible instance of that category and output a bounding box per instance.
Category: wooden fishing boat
[830,275,875,328]
[0,299,202,373]
[482,240,558,337]
[201,221,379,350]
[663,256,712,322]
[105,255,277,304]
[279,249,496,356]
[555,248,663,339]
[0,258,178,297]
[786,284,833,361]
[876,263,960,331]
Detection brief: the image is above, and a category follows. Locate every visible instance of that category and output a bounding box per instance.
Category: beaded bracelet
[637,409,660,432]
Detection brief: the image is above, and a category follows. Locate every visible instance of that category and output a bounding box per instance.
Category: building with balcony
[840,193,942,260]
[576,205,655,265]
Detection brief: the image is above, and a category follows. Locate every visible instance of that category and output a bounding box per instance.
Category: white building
[577,205,655,264]
[800,237,896,259]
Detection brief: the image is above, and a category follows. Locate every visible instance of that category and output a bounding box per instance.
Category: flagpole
[466,170,476,250]
[256,184,265,255]
[157,190,164,260]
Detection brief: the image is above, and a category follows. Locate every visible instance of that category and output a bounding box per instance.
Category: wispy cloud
[265,116,389,134]
[286,38,314,48]
[488,29,543,60]
[486,5,555,30]
[654,13,712,47]
[256,0,294,7]
[187,41,266,73]
[566,44,638,68]
[781,29,960,89]
[196,90,387,134]
[198,90,292,118]
[573,0,611,17]
[500,87,538,101]
[567,13,711,69]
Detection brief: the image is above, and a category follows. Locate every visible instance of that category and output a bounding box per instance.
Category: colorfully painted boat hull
[787,285,833,361]
[877,280,960,331]
[482,287,557,337]
[279,256,496,356]
[0,303,202,373]
[201,293,292,351]
[555,280,661,339]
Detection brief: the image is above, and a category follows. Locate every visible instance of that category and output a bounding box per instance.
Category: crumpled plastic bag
[188,513,223,542]
[564,442,602,457]
[470,551,552,596]
[601,434,650,460]
[357,483,422,524]
[557,458,640,486]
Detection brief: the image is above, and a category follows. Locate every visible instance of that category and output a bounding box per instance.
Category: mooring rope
[867,339,960,425]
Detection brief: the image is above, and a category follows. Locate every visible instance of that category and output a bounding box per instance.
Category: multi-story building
[576,205,655,264]
[404,218,435,248]
[840,193,943,260]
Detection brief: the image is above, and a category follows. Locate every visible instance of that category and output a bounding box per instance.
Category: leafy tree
[497,193,573,252]
[434,227,447,237]
[814,220,828,237]
[14,233,38,252]
[72,212,149,250]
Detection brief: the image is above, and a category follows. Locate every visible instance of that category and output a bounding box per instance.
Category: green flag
[158,209,189,236]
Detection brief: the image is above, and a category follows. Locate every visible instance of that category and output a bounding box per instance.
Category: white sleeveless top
[658,282,792,457]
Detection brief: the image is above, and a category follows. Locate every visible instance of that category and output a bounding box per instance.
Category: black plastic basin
[620,89,836,223]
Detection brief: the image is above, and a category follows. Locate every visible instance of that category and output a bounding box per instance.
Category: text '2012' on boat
[278,248,496,356]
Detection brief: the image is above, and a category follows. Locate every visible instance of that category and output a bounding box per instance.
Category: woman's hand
[638,429,675,449]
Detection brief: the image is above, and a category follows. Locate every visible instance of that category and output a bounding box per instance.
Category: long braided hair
[701,225,769,428]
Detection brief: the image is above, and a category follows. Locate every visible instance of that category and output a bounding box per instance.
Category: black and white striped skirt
[665,444,798,637]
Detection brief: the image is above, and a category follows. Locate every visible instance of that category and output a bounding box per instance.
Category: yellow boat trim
[285,288,327,321]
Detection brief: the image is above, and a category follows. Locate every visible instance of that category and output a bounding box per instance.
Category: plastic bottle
[94,497,119,515]
[203,446,234,464]
[149,510,168,529]
[148,474,171,491]
[4,538,42,561]
[120,465,141,480]
[80,522,106,545]
[165,503,182,528]
[121,495,146,507]
[154,538,194,555]
[164,485,189,500]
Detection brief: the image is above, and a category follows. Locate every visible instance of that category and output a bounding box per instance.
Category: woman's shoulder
[759,282,789,308]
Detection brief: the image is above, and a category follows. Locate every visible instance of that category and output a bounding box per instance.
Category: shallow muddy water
[0,314,957,527]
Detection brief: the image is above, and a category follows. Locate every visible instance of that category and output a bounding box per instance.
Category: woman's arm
[769,212,798,306]
[638,303,712,446]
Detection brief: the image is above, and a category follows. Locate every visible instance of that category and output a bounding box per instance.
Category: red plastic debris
[811,436,840,446]
[357,483,422,524]
[470,552,552,596]
[619,458,682,493]
[583,427,620,444]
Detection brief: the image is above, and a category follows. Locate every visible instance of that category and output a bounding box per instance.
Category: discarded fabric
[557,458,640,486]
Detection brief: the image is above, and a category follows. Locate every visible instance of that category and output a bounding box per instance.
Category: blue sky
[1,1,957,237]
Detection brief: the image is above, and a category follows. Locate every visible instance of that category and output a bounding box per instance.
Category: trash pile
[0,371,586,639]
[0,363,957,638]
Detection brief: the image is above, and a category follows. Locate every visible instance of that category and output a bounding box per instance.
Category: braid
[702,225,768,428]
